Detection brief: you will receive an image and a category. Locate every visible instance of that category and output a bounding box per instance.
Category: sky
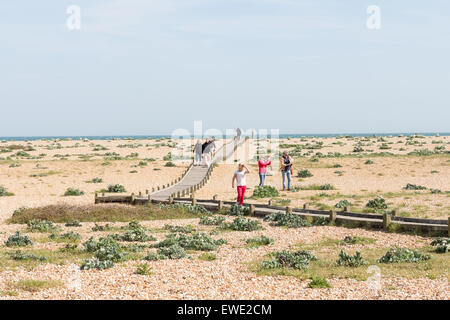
[0,0,449,136]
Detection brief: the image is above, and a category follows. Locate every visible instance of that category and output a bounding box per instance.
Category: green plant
[336,250,367,267]
[335,200,352,209]
[80,259,114,270]
[297,169,313,178]
[106,184,126,193]
[49,231,81,242]
[5,232,33,247]
[199,215,226,226]
[26,219,60,233]
[135,263,152,275]
[65,220,82,227]
[261,250,317,270]
[64,188,84,196]
[226,204,249,216]
[152,232,226,251]
[88,177,103,183]
[144,244,186,260]
[246,235,274,247]
[251,185,279,199]
[198,252,217,261]
[264,212,310,228]
[112,221,156,242]
[377,247,431,263]
[308,275,332,288]
[404,183,427,190]
[0,185,14,197]
[164,161,176,167]
[366,196,388,210]
[83,236,126,262]
[221,217,263,231]
[364,160,374,165]
[164,224,196,233]
[7,250,46,261]
[91,223,113,232]
[430,238,449,253]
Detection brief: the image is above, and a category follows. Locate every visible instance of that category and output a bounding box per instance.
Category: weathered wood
[383,213,391,230]
[249,204,255,216]
[329,210,336,223]
[286,206,292,214]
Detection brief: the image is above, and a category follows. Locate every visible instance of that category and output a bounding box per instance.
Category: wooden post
[391,210,396,217]
[157,186,160,191]
[192,197,197,206]
[447,217,449,237]
[168,196,174,204]
[147,194,151,202]
[303,203,308,210]
[139,191,142,197]
[95,192,98,204]
[213,194,218,200]
[218,200,223,210]
[383,213,391,231]
[329,210,336,223]
[286,206,292,214]
[131,193,135,204]
[249,204,255,216]
[268,199,272,206]
[152,187,155,192]
[344,206,348,212]
[177,191,180,198]
[146,189,149,195]
[102,192,105,197]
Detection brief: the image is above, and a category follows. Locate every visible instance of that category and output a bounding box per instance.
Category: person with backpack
[280,151,293,191]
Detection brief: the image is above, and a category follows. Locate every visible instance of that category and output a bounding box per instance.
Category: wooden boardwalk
[150,138,245,200]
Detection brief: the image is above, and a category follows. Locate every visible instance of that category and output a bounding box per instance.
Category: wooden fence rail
[94,195,449,236]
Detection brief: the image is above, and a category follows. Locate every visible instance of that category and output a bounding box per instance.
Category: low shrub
[366,196,388,210]
[5,232,33,247]
[264,212,310,228]
[404,183,427,190]
[221,217,262,231]
[164,224,196,234]
[49,231,81,242]
[164,161,176,167]
[246,235,274,247]
[106,184,126,193]
[431,238,449,253]
[7,250,46,261]
[144,245,186,260]
[261,250,317,270]
[251,186,279,199]
[336,250,367,267]
[308,276,332,289]
[226,204,249,216]
[199,216,225,226]
[65,220,82,227]
[64,188,84,196]
[297,170,313,178]
[112,221,155,242]
[135,263,152,275]
[27,219,60,233]
[80,259,114,270]
[152,232,226,251]
[335,200,352,209]
[0,185,14,197]
[92,223,113,232]
[377,247,431,263]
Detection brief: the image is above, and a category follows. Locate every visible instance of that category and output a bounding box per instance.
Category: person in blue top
[280,151,293,191]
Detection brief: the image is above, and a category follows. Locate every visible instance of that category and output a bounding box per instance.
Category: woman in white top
[232,163,250,205]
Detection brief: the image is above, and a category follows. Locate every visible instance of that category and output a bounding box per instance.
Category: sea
[0,133,448,141]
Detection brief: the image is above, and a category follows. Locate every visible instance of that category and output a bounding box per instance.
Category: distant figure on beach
[194,140,203,166]
[236,128,242,141]
[232,163,249,205]
[206,137,216,156]
[258,155,271,187]
[203,138,215,166]
[280,151,293,191]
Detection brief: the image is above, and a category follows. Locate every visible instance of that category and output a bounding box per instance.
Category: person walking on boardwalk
[203,138,214,167]
[258,155,271,187]
[236,128,242,141]
[280,151,293,191]
[194,140,203,166]
[232,163,249,205]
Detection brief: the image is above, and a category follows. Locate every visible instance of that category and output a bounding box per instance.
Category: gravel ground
[0,218,448,300]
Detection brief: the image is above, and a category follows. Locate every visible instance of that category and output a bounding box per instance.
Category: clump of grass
[335,200,352,209]
[164,161,176,167]
[297,184,335,191]
[5,232,33,247]
[111,221,156,242]
[251,185,279,199]
[364,160,374,165]
[221,217,262,231]
[10,279,63,292]
[64,188,84,196]
[297,169,313,178]
[198,252,217,261]
[49,231,81,243]
[342,236,376,245]
[246,235,274,247]
[8,203,200,224]
[307,275,332,289]
[7,250,46,262]
[336,250,367,267]
[0,185,14,197]
[81,236,126,270]
[377,247,431,263]
[135,263,152,275]
[164,224,195,234]
[261,250,317,270]
[404,183,427,190]
[92,223,113,232]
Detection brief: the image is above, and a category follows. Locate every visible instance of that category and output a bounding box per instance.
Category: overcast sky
[0,0,449,136]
